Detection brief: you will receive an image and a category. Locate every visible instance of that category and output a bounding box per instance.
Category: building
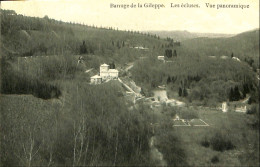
[235,106,247,113]
[90,63,119,84]
[90,75,102,84]
[157,56,165,61]
[100,63,119,79]
[222,102,228,112]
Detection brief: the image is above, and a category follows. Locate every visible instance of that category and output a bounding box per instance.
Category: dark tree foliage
[164,49,172,58]
[173,49,177,57]
[109,62,115,69]
[201,137,210,148]
[167,76,171,84]
[229,86,241,101]
[233,86,241,101]
[178,87,182,97]
[117,40,120,49]
[174,41,181,46]
[211,156,219,164]
[229,88,234,101]
[80,41,87,54]
[210,132,235,152]
[1,64,61,99]
[244,57,255,67]
[183,88,188,97]
[242,83,250,98]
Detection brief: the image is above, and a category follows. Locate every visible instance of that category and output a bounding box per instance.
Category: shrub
[246,104,258,115]
[246,104,259,130]
[210,132,235,152]
[211,155,219,164]
[155,131,188,166]
[200,137,210,148]
[1,62,61,99]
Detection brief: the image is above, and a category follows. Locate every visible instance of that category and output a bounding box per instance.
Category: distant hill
[181,29,259,57]
[146,30,234,41]
[175,29,259,71]
[0,9,167,65]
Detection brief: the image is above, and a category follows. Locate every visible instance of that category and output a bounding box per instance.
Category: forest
[131,32,259,106]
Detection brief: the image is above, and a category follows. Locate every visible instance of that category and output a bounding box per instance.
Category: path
[118,78,142,98]
[85,68,93,73]
[125,63,134,72]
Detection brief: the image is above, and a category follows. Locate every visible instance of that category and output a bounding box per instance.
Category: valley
[0,8,259,167]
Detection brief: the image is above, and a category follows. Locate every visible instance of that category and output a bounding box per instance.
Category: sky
[1,0,259,34]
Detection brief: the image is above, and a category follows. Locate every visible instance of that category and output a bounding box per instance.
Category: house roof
[108,69,119,72]
[91,75,102,79]
[101,63,109,67]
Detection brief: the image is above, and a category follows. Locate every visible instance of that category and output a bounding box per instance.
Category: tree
[116,41,120,49]
[109,62,115,69]
[167,76,171,84]
[183,88,188,97]
[242,83,249,98]
[164,49,172,58]
[178,87,182,97]
[229,88,234,101]
[80,41,87,54]
[173,50,177,57]
[233,86,241,101]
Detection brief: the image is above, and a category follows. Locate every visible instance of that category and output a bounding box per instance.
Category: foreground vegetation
[1,81,155,166]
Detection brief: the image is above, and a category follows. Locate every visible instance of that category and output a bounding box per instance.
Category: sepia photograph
[0,0,259,166]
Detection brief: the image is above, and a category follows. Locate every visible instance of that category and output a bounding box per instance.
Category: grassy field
[173,107,259,166]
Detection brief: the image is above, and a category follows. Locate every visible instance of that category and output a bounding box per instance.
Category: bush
[211,155,219,164]
[1,61,61,99]
[246,104,259,129]
[210,132,235,152]
[200,137,210,148]
[247,104,258,115]
[155,131,188,166]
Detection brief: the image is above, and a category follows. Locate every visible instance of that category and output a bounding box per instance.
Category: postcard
[1,0,259,166]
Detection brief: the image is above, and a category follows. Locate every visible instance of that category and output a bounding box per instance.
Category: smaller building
[235,106,247,113]
[108,69,119,79]
[90,75,102,84]
[222,102,228,112]
[157,56,165,61]
[100,63,119,80]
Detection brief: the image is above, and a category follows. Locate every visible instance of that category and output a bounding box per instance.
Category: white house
[100,64,110,79]
[107,69,119,79]
[157,56,165,61]
[235,106,247,113]
[100,63,119,80]
[90,64,119,84]
[90,75,102,84]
